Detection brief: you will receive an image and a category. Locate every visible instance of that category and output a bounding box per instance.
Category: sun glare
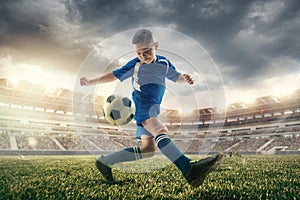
[3,62,75,91]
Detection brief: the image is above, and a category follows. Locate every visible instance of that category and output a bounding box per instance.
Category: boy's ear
[154,42,159,50]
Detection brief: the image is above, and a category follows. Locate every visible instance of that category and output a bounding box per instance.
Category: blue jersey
[113,55,181,124]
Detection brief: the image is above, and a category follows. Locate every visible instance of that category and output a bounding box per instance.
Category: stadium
[0,78,299,199]
[1,0,299,198]
[0,78,299,156]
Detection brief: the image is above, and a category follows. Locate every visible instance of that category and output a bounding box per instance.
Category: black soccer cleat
[95,156,116,184]
[184,153,223,187]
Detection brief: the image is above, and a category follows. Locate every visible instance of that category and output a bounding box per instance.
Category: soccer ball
[103,95,135,125]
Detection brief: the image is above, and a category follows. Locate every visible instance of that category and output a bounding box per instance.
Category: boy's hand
[183,74,194,85]
[80,77,90,86]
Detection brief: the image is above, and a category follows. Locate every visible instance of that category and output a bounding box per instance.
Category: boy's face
[134,42,158,64]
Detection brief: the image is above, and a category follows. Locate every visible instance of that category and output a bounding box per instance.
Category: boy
[80,29,223,187]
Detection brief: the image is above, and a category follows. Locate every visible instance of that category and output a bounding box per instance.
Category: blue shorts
[134,104,160,139]
[134,103,160,124]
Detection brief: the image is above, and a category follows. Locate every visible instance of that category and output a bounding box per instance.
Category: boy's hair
[132,29,156,45]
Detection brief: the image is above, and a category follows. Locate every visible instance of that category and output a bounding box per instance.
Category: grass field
[0,154,299,200]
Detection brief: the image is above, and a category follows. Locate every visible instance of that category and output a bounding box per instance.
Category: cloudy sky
[0,0,299,109]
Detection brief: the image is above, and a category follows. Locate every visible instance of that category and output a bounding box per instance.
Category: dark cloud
[63,0,300,81]
[0,1,51,42]
[164,0,300,81]
[0,0,299,90]
[63,0,156,35]
[152,1,300,82]
[0,0,89,72]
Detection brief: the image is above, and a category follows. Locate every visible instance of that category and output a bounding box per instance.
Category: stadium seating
[0,78,299,155]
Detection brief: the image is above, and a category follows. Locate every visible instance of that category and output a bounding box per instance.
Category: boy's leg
[96,134,156,183]
[142,117,191,175]
[98,146,142,166]
[142,117,223,187]
[95,146,142,183]
[140,135,156,158]
[98,135,156,166]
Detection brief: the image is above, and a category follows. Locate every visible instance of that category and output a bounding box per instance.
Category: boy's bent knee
[141,141,156,154]
[141,145,156,158]
[140,137,156,158]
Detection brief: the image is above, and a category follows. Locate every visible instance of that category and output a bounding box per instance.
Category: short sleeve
[112,58,139,82]
[166,59,181,82]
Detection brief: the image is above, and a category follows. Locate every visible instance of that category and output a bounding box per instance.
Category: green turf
[0,155,299,200]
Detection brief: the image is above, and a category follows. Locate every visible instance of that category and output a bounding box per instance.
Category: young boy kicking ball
[80,29,223,187]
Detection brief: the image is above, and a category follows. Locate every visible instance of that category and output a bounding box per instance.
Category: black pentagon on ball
[122,97,131,107]
[106,95,116,103]
[110,109,121,120]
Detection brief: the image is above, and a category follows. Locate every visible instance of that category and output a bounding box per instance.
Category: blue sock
[155,134,191,175]
[99,146,142,166]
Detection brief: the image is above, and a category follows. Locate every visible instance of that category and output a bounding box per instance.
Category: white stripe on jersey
[133,59,169,91]
[133,62,142,91]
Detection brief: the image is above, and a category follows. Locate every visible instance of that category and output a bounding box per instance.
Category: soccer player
[80,29,223,187]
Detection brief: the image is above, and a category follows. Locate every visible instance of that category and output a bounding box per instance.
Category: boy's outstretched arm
[177,73,194,85]
[80,72,117,86]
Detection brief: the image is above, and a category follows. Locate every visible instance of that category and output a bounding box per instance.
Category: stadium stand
[0,78,299,155]
[0,131,10,149]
